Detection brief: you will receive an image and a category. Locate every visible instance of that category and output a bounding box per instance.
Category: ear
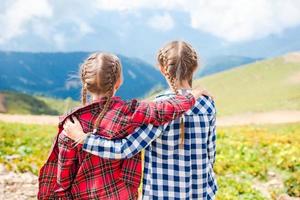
[159,64,166,75]
[114,76,123,91]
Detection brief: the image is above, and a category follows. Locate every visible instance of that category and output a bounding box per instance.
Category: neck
[172,80,192,90]
[91,93,109,101]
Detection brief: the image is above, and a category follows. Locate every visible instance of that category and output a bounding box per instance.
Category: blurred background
[0,0,299,199]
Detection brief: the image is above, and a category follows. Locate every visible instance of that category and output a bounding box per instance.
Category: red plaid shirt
[38,94,195,200]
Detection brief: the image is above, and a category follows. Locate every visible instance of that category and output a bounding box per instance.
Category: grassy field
[0,121,299,199]
[194,56,300,116]
[0,91,79,115]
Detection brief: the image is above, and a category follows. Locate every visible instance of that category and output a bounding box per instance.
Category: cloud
[95,0,178,11]
[0,0,53,43]
[148,13,175,32]
[53,33,66,50]
[0,0,96,48]
[1,0,300,47]
[95,0,300,42]
[186,0,300,42]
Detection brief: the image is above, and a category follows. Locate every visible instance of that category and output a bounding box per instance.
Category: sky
[0,0,300,63]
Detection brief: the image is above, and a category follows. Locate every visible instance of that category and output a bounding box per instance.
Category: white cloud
[186,0,300,42]
[148,13,174,32]
[95,0,300,42]
[0,0,53,43]
[1,0,300,46]
[75,19,95,35]
[53,33,66,50]
[95,0,180,11]
[0,0,96,47]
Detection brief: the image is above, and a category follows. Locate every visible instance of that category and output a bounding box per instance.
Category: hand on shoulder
[191,88,214,100]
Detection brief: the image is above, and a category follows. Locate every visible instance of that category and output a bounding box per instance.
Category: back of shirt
[39,94,195,200]
[142,91,217,200]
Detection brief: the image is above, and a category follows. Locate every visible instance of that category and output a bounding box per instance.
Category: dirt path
[0,113,58,125]
[1,110,300,126]
[217,110,300,126]
[0,164,37,200]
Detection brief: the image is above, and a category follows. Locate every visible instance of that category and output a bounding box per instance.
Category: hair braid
[159,48,186,148]
[81,66,88,105]
[165,70,179,95]
[93,59,117,131]
[80,53,99,105]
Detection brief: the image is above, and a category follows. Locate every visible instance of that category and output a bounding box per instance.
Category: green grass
[36,96,79,114]
[0,121,56,174]
[215,123,300,199]
[0,121,299,199]
[0,91,79,115]
[194,57,300,116]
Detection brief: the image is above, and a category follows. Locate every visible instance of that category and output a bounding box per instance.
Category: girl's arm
[131,93,195,126]
[83,124,162,159]
[207,112,217,167]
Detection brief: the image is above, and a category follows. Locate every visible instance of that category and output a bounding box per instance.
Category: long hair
[80,52,122,130]
[157,41,199,147]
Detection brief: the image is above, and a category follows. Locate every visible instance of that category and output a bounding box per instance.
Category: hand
[191,88,215,100]
[63,117,86,144]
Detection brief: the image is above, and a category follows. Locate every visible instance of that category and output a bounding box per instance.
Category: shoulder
[58,97,124,126]
[58,104,88,127]
[155,92,216,115]
[155,93,174,101]
[154,91,175,101]
[186,95,216,115]
[121,98,140,113]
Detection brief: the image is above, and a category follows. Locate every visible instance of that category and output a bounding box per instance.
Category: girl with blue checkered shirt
[64,41,217,200]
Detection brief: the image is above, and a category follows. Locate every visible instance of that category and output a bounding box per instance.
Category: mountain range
[197,55,261,77]
[0,52,166,100]
[0,51,258,100]
[1,52,299,116]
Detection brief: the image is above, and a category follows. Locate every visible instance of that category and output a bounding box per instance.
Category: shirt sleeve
[83,124,163,159]
[131,93,195,126]
[207,113,217,167]
[54,131,79,198]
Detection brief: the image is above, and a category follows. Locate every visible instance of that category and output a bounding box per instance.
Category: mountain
[1,52,299,116]
[0,91,79,115]
[197,55,261,77]
[0,52,167,100]
[194,52,300,116]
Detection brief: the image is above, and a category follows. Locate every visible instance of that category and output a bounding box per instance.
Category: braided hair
[157,41,198,148]
[80,52,122,131]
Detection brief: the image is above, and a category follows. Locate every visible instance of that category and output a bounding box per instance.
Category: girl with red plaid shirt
[38,52,204,200]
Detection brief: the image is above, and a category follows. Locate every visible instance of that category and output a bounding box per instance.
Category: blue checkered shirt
[83,91,217,200]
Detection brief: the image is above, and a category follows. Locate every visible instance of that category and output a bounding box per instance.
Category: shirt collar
[155,89,192,100]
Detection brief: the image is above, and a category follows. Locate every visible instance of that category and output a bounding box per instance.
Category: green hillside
[1,53,299,117]
[194,53,300,116]
[0,91,79,115]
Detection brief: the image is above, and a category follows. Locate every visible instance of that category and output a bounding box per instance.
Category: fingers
[201,89,215,100]
[73,117,80,125]
[191,89,215,101]
[63,118,73,134]
[65,119,71,125]
[191,89,203,99]
[201,90,209,97]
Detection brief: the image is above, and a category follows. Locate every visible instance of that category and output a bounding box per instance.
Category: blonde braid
[160,49,185,148]
[80,53,99,105]
[81,66,88,105]
[93,59,117,131]
[165,70,179,95]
